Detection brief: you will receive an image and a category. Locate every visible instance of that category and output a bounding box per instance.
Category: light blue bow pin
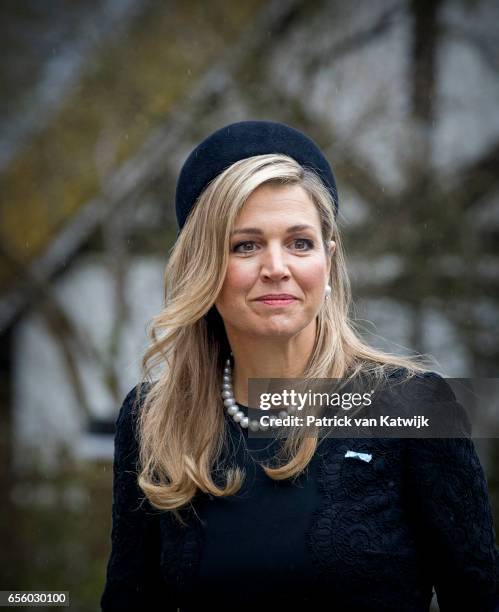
[344,450,372,463]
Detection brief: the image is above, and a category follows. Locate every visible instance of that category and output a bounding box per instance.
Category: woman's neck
[228,325,317,408]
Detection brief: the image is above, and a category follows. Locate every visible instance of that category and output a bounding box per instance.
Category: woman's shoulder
[114,382,154,453]
[386,365,444,380]
[117,382,153,422]
[382,367,472,438]
[383,367,456,401]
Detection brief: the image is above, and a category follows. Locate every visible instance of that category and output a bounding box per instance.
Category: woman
[100,120,499,611]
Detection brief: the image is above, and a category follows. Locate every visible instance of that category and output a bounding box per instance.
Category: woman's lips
[258,298,297,306]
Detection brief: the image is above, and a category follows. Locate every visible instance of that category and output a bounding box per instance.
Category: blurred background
[0,0,498,610]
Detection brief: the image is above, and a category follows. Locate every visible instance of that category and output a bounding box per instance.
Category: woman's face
[215,183,335,341]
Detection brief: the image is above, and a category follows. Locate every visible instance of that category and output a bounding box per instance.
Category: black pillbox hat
[174,120,338,235]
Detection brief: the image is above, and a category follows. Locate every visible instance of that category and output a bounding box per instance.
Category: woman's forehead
[235,184,320,225]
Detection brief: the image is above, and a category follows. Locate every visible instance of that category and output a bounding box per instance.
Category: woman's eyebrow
[231,224,316,236]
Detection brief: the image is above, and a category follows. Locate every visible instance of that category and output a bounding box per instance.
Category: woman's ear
[329,240,336,256]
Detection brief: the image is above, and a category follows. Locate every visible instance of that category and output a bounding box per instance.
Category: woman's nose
[260,245,290,279]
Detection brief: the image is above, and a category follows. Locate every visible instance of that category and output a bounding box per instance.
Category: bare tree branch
[444,141,499,210]
[0,243,109,420]
[303,2,406,73]
[410,0,443,124]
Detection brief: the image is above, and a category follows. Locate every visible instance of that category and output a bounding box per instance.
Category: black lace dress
[100,373,499,611]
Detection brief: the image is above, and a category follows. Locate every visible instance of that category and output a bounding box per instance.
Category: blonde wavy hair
[136,153,434,525]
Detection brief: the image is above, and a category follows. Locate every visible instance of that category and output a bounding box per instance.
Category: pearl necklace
[221,353,295,432]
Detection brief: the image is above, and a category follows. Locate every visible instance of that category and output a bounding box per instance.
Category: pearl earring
[325,284,332,300]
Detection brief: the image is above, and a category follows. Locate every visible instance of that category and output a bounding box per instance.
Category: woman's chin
[253,319,310,338]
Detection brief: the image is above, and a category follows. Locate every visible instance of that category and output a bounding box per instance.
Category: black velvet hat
[174,120,338,236]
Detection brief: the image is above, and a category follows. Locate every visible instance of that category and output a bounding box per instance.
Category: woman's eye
[233,241,256,253]
[293,238,314,250]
